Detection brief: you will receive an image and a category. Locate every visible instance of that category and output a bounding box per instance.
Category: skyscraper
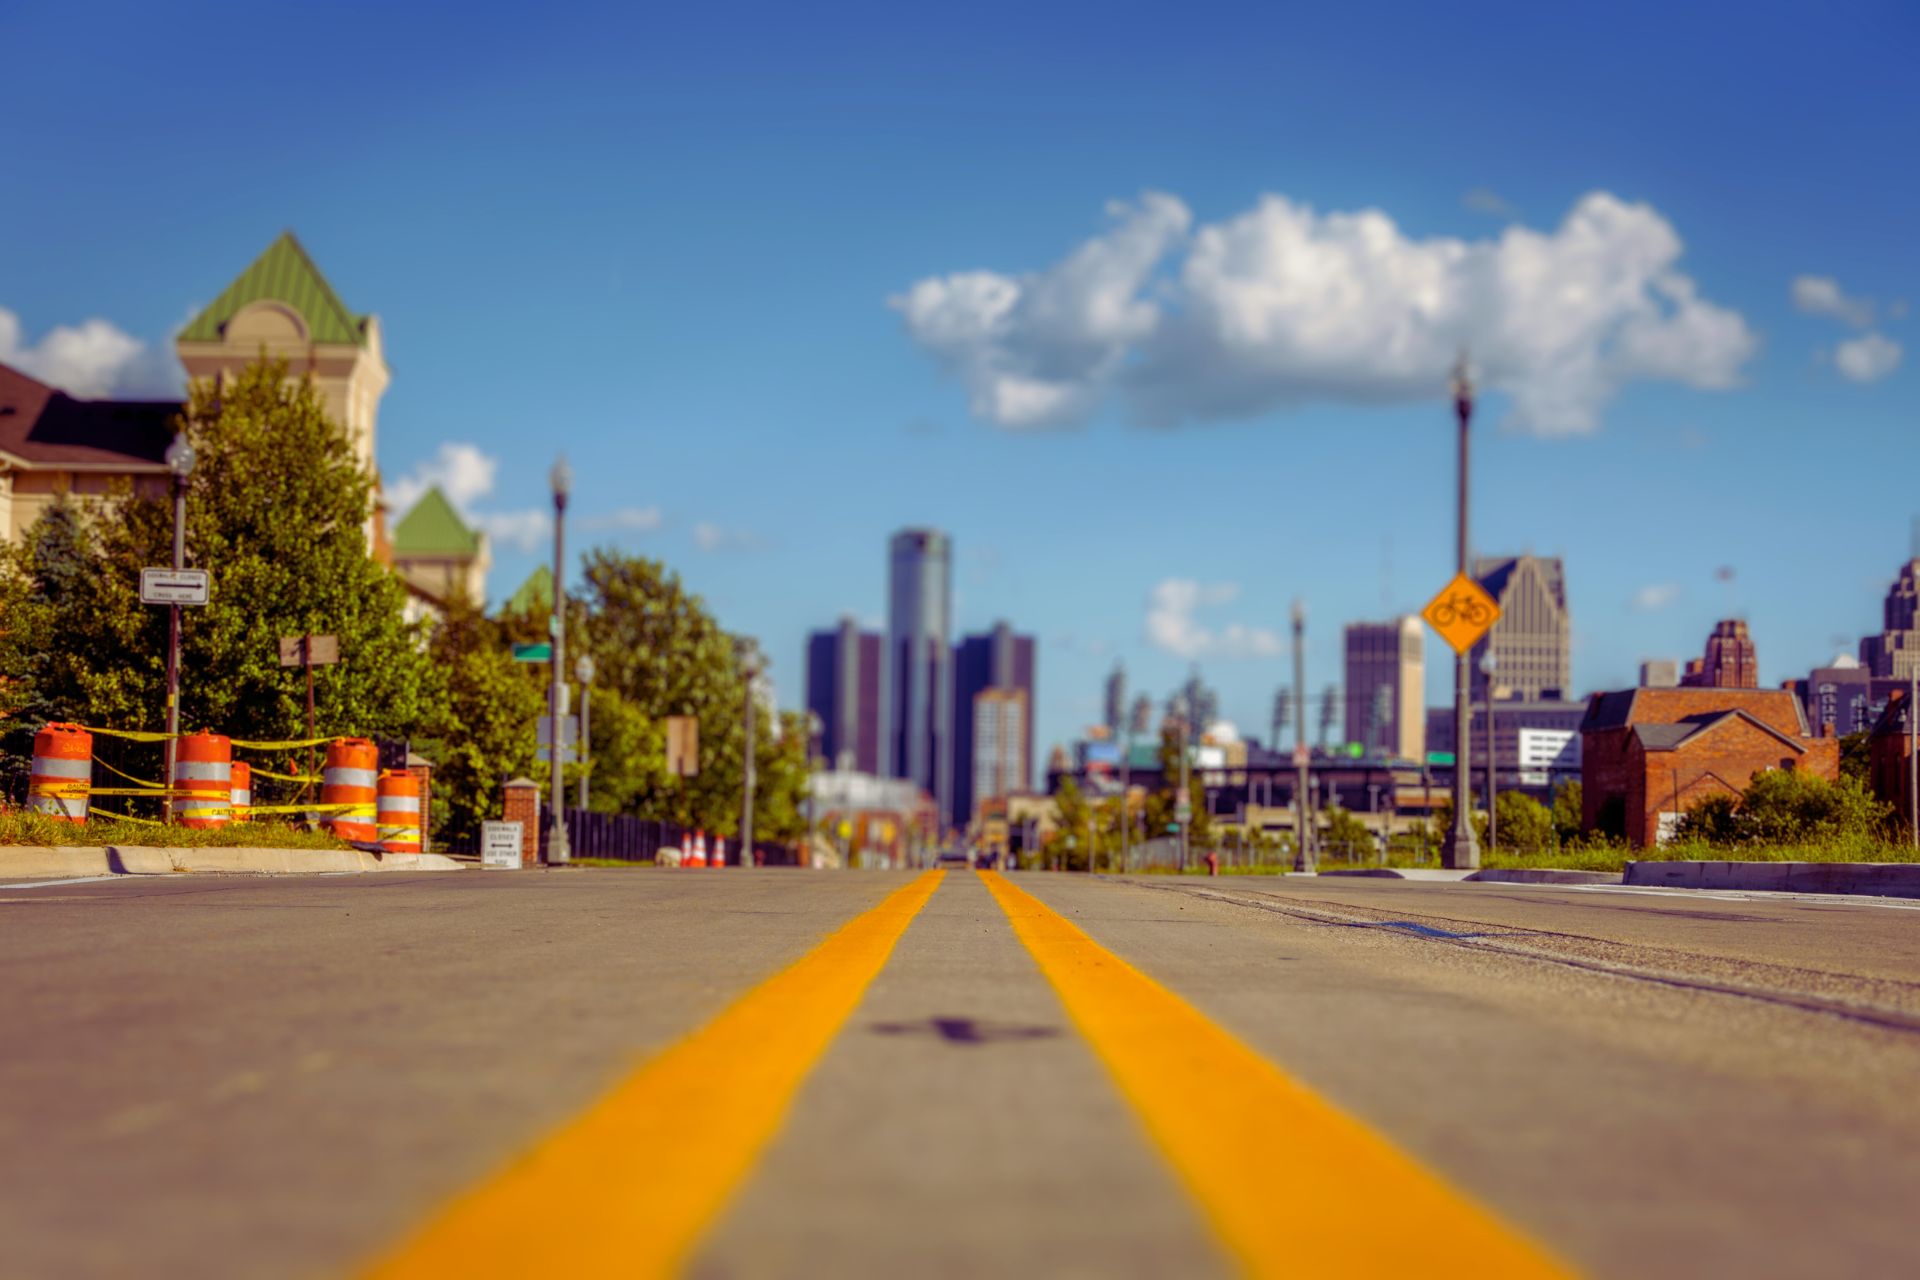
[1470,555,1571,703]
[1681,619,1759,688]
[805,616,885,774]
[1859,559,1920,679]
[1103,663,1126,738]
[952,620,1037,825]
[888,528,953,820]
[1343,617,1425,759]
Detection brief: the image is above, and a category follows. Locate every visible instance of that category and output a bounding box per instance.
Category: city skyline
[1,2,1913,768]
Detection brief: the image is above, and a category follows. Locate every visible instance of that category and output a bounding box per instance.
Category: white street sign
[535,716,579,747]
[481,821,523,869]
[140,568,209,606]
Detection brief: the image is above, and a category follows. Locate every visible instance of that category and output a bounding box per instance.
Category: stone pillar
[502,777,541,868]
[406,751,434,853]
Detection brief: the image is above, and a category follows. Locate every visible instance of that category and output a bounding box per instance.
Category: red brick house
[1580,687,1839,846]
[1867,687,1916,834]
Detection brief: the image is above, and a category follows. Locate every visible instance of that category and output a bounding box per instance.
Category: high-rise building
[968,688,1029,827]
[1859,559,1920,679]
[1470,555,1571,703]
[1798,657,1875,737]
[1343,616,1425,759]
[1103,663,1126,738]
[888,529,954,820]
[805,616,886,774]
[1639,659,1679,688]
[952,620,1037,825]
[1680,619,1759,689]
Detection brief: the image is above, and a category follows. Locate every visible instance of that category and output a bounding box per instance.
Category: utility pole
[1443,355,1482,869]
[1174,694,1192,872]
[1482,652,1497,853]
[162,432,195,810]
[1292,599,1314,872]
[739,642,760,869]
[576,653,595,813]
[1910,663,1917,852]
[547,456,572,866]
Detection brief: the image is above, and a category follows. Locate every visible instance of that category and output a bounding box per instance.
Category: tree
[1677,768,1891,847]
[1321,805,1374,861]
[1550,780,1583,846]
[1838,730,1872,786]
[1494,791,1555,855]
[418,595,543,846]
[1051,777,1093,871]
[1431,798,1491,849]
[0,363,444,807]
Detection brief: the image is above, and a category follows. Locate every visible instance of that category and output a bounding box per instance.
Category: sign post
[1421,564,1503,868]
[280,634,340,798]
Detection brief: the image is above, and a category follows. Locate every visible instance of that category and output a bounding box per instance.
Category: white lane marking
[1566,884,1920,910]
[0,875,127,891]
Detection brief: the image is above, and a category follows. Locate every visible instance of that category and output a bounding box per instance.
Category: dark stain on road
[869,1016,1061,1046]
[1341,920,1508,940]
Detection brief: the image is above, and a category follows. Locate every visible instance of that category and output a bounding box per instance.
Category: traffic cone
[713,836,726,869]
[690,829,707,868]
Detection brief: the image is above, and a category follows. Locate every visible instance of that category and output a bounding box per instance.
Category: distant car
[935,849,977,868]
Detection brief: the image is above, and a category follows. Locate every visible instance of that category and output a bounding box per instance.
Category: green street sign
[1166,823,1180,834]
[512,643,553,663]
[1425,751,1456,766]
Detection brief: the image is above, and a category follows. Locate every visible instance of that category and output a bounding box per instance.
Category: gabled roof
[1869,687,1913,738]
[391,486,481,557]
[505,564,552,615]
[178,232,368,347]
[0,362,177,469]
[1631,709,1807,755]
[1581,686,1809,738]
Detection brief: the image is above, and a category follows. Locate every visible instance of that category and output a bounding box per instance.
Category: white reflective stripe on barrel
[28,795,87,817]
[324,767,378,789]
[29,755,91,779]
[231,790,252,806]
[173,761,232,782]
[377,795,422,813]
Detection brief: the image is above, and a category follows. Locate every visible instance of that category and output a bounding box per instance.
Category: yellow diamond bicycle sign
[1421,573,1501,654]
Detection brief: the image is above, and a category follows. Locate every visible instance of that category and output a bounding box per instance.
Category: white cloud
[1835,332,1902,383]
[694,521,761,552]
[1791,275,1875,328]
[0,306,182,399]
[895,191,1755,437]
[386,441,498,516]
[1462,187,1517,219]
[583,505,664,533]
[475,509,550,553]
[1630,583,1681,612]
[1145,578,1284,660]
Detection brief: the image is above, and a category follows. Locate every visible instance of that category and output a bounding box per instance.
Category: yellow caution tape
[86,806,167,826]
[95,756,168,790]
[81,726,344,750]
[81,726,175,744]
[248,767,322,784]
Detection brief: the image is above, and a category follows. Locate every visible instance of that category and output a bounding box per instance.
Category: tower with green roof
[176,232,390,475]
[391,486,490,610]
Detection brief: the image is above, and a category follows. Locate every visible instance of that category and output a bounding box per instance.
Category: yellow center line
[977,871,1575,1279]
[364,869,946,1279]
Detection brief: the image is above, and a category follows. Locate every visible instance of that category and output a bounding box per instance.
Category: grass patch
[0,808,347,850]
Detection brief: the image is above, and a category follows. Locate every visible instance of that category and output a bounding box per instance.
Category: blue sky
[3,0,1915,762]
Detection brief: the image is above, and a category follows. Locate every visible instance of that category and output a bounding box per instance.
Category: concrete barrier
[1466,868,1624,885]
[1,845,464,879]
[1624,860,1920,898]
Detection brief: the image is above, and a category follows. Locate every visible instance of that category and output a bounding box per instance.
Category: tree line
[0,362,809,847]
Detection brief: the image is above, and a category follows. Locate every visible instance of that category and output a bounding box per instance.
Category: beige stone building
[0,365,174,543]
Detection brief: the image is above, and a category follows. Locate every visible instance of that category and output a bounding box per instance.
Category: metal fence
[534,809,799,866]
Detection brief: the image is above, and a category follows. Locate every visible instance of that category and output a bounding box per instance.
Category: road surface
[4,867,1918,1277]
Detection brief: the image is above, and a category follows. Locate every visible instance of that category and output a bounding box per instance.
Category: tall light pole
[804,711,822,870]
[738,640,760,869]
[547,455,572,866]
[1481,651,1497,853]
[575,652,595,813]
[1292,598,1314,872]
[162,430,195,804]
[1173,694,1192,872]
[1443,355,1482,869]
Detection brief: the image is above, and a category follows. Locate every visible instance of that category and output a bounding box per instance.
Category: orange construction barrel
[171,732,232,828]
[322,738,378,843]
[229,761,252,823]
[377,771,422,853]
[28,723,92,822]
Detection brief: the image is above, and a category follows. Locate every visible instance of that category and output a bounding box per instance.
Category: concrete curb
[1466,868,1625,885]
[1624,860,1920,898]
[1,845,464,879]
[1318,868,1476,881]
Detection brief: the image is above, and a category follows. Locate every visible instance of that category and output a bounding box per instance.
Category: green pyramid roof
[392,487,481,557]
[179,232,368,347]
[506,565,553,615]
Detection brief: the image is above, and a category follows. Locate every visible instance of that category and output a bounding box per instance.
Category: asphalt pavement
[3,867,1918,1278]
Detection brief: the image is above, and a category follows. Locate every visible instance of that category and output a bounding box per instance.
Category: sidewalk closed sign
[481,821,523,869]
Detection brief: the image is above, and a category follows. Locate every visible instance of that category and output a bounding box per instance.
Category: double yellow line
[369,869,1570,1278]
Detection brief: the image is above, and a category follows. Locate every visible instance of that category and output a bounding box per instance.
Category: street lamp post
[575,652,595,813]
[1443,357,1483,870]
[1481,652,1498,853]
[805,711,822,870]
[547,456,572,866]
[738,641,760,869]
[1291,599,1314,872]
[162,431,195,802]
[1173,694,1192,873]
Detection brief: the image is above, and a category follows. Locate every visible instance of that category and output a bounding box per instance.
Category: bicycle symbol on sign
[1428,592,1493,629]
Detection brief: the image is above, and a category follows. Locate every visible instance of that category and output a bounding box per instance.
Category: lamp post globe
[165,431,196,478]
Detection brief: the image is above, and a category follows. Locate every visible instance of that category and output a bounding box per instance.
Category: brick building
[1867,687,1917,835]
[1580,687,1838,847]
